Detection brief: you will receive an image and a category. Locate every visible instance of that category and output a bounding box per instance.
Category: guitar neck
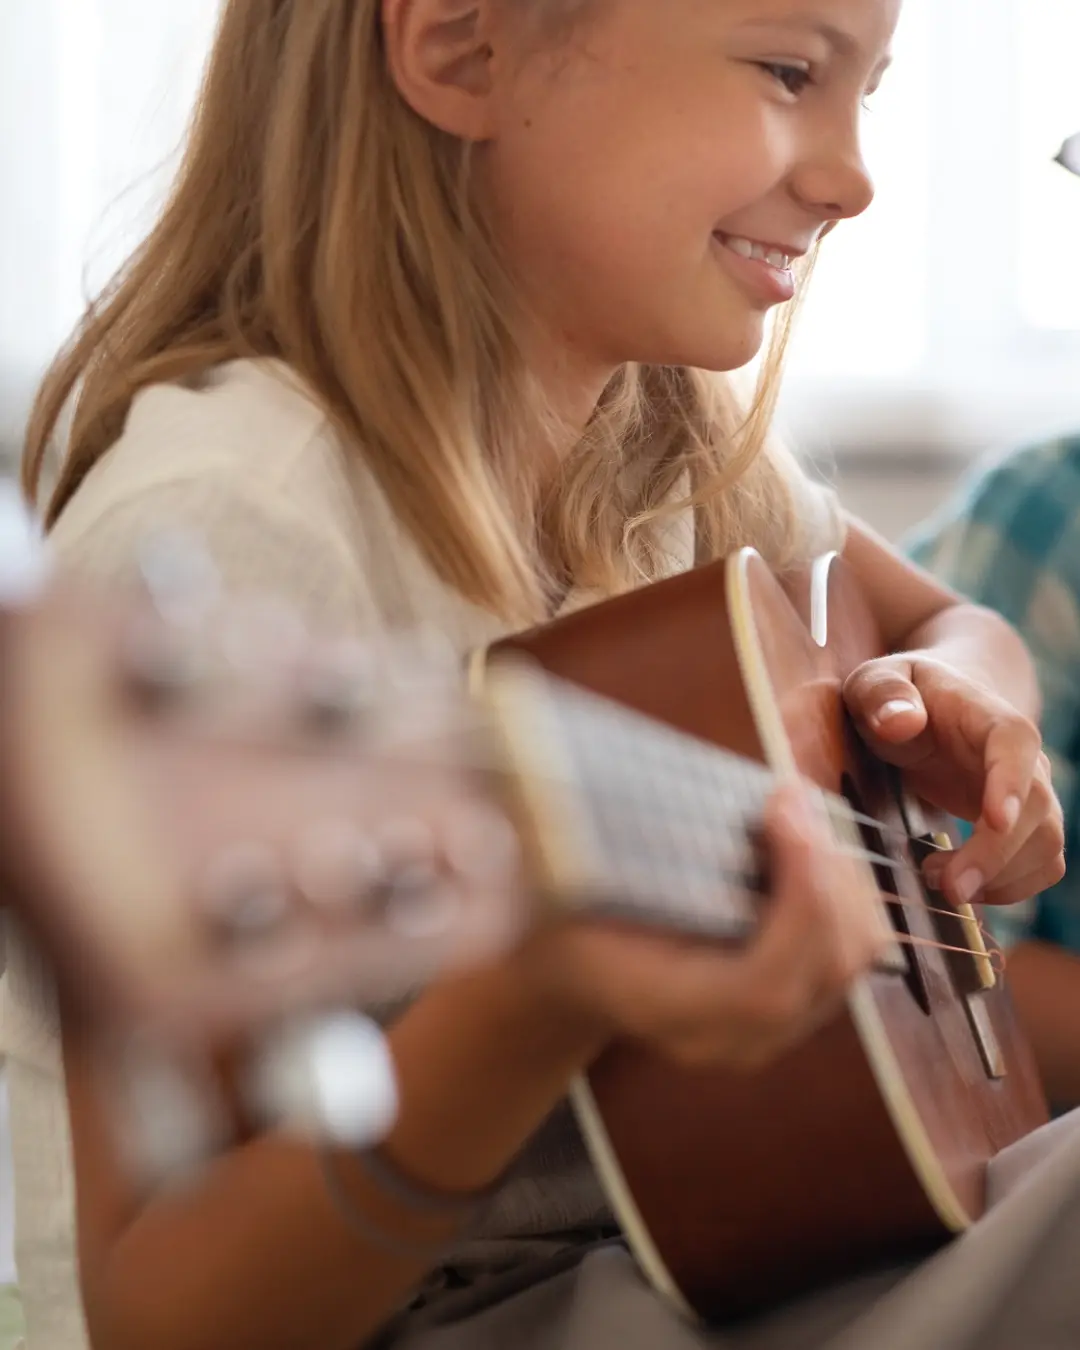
[483,661,857,942]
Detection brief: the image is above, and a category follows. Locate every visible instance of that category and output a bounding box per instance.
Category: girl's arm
[70,784,886,1350]
[841,517,1041,719]
[70,961,609,1350]
[838,516,1064,911]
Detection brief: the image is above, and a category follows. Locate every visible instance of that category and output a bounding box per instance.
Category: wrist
[376,943,609,1198]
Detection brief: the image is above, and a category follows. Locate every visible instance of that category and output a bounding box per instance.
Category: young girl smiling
[4,2,1074,1349]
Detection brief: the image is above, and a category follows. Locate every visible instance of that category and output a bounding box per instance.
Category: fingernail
[1003,795,1022,832]
[873,699,919,727]
[954,869,984,905]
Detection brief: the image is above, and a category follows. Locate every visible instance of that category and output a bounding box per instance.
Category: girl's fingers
[934,759,1061,906]
[843,661,928,743]
[978,713,1042,834]
[983,854,1066,909]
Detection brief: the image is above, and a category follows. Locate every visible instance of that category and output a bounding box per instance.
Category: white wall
[834,459,966,542]
[0,0,219,458]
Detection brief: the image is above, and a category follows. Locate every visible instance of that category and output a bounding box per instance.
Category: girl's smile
[712,231,813,306]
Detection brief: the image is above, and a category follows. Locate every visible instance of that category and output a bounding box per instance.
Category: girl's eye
[757,62,813,97]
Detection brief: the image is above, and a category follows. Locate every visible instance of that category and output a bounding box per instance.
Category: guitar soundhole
[840,775,932,1016]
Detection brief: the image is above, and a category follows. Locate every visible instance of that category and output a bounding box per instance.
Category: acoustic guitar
[8,511,1048,1316]
[475,546,1049,1322]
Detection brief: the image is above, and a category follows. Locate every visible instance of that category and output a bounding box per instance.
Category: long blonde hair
[23,0,815,624]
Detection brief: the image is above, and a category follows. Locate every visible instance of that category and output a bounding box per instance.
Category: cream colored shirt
[0,359,843,1350]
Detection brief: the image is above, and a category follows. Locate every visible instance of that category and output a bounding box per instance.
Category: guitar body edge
[570,1075,697,1321]
[725,548,974,1241]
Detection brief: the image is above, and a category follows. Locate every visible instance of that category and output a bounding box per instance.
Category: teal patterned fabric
[907,435,1080,951]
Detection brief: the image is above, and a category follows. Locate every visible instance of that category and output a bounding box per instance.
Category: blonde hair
[23,0,816,624]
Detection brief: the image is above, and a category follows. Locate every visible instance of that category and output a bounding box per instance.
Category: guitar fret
[531,676,779,939]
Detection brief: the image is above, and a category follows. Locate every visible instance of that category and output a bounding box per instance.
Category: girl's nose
[791,142,875,224]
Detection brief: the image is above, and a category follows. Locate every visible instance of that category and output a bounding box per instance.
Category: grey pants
[377,1111,1080,1350]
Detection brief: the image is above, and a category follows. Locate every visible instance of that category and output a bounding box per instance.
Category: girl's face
[481,0,899,394]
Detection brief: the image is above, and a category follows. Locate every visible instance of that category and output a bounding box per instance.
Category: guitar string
[623,867,1009,973]
[640,869,1008,974]
[627,846,1003,958]
[593,811,992,931]
[350,727,965,862]
[336,732,968,871]
[186,719,970,870]
[373,695,1012,973]
[174,724,1004,959]
[173,719,993,934]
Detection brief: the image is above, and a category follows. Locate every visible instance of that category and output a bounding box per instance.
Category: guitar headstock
[0,527,526,1173]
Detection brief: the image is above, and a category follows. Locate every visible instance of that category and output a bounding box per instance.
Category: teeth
[722,235,792,270]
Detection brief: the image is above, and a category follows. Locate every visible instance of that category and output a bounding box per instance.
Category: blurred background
[2,0,1080,1294]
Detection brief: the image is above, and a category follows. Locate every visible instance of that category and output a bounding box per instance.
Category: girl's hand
[513,784,888,1072]
[843,654,1066,908]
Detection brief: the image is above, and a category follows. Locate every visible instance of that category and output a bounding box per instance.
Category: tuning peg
[440,803,522,885]
[292,815,462,937]
[371,818,464,940]
[245,1011,399,1148]
[199,841,291,944]
[293,820,384,912]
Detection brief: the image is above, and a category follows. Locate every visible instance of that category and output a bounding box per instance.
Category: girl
[3,1,1071,1348]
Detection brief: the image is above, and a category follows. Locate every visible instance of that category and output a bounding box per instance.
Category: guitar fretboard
[510,674,802,939]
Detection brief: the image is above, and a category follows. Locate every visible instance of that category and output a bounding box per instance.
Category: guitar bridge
[912,831,1006,1081]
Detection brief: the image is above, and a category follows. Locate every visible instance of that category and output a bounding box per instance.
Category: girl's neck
[521,321,616,462]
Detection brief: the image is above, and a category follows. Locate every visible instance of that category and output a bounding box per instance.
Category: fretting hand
[512,783,888,1072]
[843,654,1065,909]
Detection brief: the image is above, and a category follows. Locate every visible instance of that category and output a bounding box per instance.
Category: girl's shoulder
[56,358,347,540]
[47,359,507,645]
[48,359,386,636]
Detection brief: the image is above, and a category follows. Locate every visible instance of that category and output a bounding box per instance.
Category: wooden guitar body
[486,549,1048,1323]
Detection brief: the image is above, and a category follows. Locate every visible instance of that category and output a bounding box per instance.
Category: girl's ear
[382,0,498,141]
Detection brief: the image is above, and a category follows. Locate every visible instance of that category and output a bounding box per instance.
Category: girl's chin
[649,327,769,375]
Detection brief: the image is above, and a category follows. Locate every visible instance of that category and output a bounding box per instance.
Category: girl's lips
[713,232,797,305]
